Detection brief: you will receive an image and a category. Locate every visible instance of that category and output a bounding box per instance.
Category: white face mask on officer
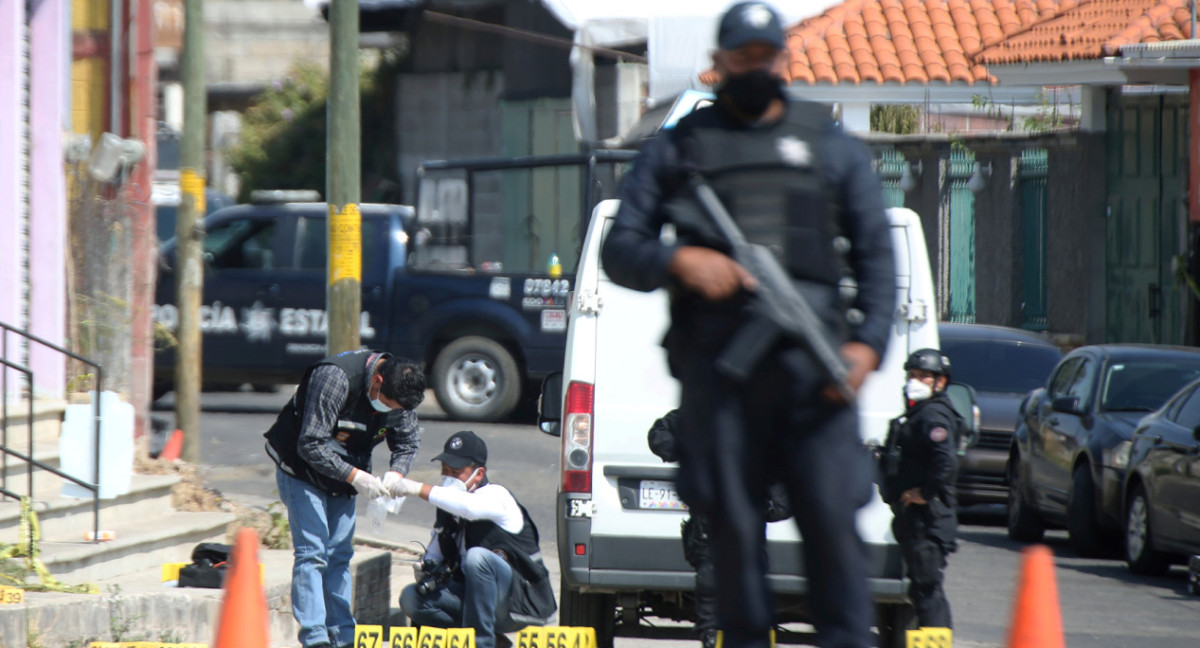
[904,378,933,402]
[441,467,483,492]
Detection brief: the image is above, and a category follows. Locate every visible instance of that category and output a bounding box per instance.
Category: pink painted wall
[28,0,68,397]
[1,0,69,398]
[0,0,26,396]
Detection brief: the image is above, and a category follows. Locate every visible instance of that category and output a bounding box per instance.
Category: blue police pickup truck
[153,152,634,421]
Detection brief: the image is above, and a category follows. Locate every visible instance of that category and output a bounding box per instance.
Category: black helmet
[904,348,951,379]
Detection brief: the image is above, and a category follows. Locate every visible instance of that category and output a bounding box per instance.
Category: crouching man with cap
[393,431,557,648]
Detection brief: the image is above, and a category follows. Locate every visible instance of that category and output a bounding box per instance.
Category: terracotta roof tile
[785,0,1075,85]
[781,0,1191,86]
[974,0,1194,64]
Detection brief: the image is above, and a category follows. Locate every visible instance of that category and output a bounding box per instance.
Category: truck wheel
[432,336,521,422]
[1067,464,1108,558]
[558,574,615,648]
[1007,456,1045,542]
[1125,483,1170,576]
[875,602,914,648]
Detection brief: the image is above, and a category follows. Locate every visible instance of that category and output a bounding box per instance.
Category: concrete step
[0,472,179,542]
[0,544,399,648]
[30,509,237,584]
[0,397,66,449]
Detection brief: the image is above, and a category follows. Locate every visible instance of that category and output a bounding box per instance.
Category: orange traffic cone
[214,527,269,648]
[160,429,184,462]
[1007,544,1065,648]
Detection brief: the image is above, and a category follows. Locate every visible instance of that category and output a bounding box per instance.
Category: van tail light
[562,381,594,493]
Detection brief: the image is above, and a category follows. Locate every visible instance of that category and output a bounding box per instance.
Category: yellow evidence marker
[906,627,952,648]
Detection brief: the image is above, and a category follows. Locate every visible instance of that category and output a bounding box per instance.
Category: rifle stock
[690,176,854,403]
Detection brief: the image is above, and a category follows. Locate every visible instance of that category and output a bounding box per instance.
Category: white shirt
[423,482,524,563]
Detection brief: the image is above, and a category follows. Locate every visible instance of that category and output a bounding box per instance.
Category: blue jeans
[400,547,518,648]
[277,468,358,648]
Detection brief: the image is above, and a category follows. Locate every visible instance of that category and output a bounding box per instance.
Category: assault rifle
[688,175,855,403]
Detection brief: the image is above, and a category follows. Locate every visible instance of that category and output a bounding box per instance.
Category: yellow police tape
[0,496,98,594]
[354,626,599,648]
[906,626,952,648]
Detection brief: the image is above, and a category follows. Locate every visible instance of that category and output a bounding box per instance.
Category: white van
[539,201,940,647]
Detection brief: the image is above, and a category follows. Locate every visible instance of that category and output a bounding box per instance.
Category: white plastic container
[59,390,134,499]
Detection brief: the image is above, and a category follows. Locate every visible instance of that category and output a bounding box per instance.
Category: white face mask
[904,378,933,402]
[441,475,467,491]
[441,468,482,492]
[368,380,393,412]
[369,395,392,413]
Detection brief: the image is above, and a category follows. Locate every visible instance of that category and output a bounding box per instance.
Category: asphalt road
[152,388,1200,647]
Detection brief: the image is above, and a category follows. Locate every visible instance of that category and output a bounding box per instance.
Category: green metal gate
[1105,93,1189,344]
[1019,149,1049,330]
[942,150,976,323]
[876,149,907,208]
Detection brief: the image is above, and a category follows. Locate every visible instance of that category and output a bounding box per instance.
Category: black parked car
[1007,345,1200,557]
[1123,377,1200,575]
[939,323,1062,506]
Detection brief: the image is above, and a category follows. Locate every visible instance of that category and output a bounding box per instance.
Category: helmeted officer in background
[880,349,961,629]
[599,2,896,646]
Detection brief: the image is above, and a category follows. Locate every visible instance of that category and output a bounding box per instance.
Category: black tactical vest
[434,492,557,624]
[668,101,844,287]
[264,349,392,496]
[883,393,962,507]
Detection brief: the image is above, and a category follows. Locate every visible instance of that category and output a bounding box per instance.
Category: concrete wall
[204,0,329,87]
[1047,133,1107,346]
[394,71,506,201]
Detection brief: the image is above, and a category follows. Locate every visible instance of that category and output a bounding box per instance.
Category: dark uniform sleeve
[647,408,681,463]
[826,128,896,360]
[916,407,958,502]
[600,133,682,292]
[385,409,421,476]
[297,365,355,482]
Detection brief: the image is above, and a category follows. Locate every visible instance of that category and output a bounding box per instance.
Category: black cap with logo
[717,2,785,51]
[433,430,488,469]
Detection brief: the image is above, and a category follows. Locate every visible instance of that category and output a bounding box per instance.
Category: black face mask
[717,68,783,121]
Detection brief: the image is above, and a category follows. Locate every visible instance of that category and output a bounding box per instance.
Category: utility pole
[176,0,206,462]
[327,0,362,356]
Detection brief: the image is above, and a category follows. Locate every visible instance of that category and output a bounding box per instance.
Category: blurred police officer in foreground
[599,2,896,646]
[647,410,791,648]
[881,349,962,629]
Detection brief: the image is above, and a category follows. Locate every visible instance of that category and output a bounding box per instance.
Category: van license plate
[639,480,687,510]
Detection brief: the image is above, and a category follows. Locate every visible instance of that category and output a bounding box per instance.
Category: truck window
[203,218,276,271]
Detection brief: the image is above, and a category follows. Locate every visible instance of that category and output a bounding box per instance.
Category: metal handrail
[1,322,103,542]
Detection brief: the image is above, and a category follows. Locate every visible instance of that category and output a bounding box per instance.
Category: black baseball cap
[433,430,488,469]
[717,2,785,51]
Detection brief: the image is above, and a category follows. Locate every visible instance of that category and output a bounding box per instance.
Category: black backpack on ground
[178,542,231,589]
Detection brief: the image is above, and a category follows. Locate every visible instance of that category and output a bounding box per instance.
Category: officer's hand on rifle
[821,342,879,404]
[669,246,758,301]
[899,487,927,507]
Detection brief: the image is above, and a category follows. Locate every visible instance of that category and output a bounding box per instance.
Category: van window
[203,218,276,270]
[294,215,381,273]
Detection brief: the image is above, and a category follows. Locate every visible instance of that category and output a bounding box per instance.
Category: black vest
[666,100,844,287]
[264,349,391,496]
[883,393,962,507]
[434,489,557,624]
